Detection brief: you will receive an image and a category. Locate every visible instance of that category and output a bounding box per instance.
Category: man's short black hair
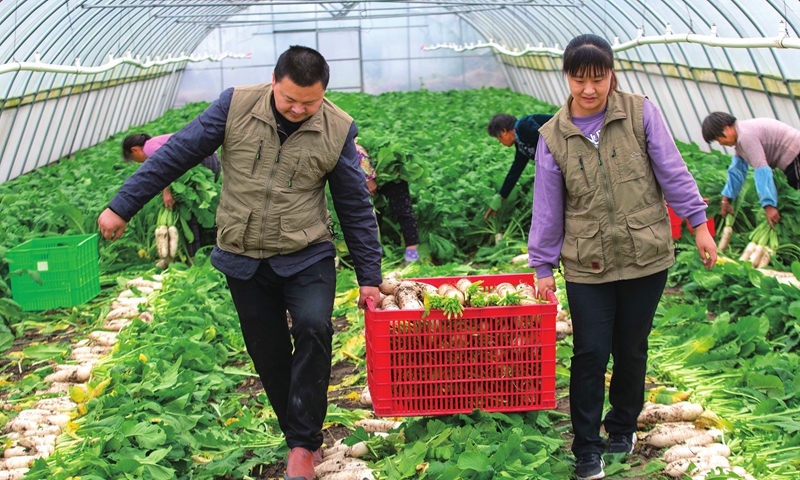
[274,45,330,89]
[702,112,737,143]
[122,133,151,160]
[488,114,517,137]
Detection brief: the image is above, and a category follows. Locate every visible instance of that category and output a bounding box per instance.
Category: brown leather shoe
[284,447,316,480]
[312,448,322,467]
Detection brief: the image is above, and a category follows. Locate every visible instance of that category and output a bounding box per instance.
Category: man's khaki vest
[216,83,353,258]
[538,91,674,283]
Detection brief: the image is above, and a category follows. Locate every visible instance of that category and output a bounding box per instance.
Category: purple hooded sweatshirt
[528,98,708,279]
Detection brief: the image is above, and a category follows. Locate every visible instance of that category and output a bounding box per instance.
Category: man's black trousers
[226,257,336,452]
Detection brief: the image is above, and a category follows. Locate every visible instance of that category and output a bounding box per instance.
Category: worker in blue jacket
[485,113,554,220]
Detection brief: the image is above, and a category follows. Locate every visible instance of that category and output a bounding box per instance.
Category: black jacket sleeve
[497,114,553,199]
[499,147,530,199]
[109,88,233,221]
[327,122,383,286]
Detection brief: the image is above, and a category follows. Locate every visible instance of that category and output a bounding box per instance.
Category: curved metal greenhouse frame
[1,1,799,183]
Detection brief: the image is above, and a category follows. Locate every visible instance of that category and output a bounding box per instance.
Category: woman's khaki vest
[216,83,353,258]
[538,91,674,284]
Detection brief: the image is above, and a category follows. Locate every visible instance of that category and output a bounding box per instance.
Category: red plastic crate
[365,273,557,417]
[667,199,715,239]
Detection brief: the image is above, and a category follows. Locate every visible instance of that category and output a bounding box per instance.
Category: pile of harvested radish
[0,276,161,480]
[315,419,401,480]
[637,401,756,480]
[376,278,544,318]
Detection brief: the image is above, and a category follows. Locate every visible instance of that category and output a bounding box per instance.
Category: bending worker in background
[98,46,382,480]
[484,112,553,220]
[702,112,800,227]
[122,133,221,258]
[355,139,420,263]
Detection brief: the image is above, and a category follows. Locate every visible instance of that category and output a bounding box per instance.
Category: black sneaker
[574,453,605,480]
[607,432,636,454]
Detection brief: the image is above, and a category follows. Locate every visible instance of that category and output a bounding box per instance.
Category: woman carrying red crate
[527,34,716,480]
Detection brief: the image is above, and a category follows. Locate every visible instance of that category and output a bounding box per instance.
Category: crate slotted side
[6,234,100,311]
[365,273,556,417]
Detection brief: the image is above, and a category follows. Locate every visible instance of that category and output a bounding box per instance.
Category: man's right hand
[765,205,781,228]
[484,206,498,221]
[98,208,128,241]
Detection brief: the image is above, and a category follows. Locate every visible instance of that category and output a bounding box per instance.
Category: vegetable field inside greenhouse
[4,2,800,479]
[0,87,798,480]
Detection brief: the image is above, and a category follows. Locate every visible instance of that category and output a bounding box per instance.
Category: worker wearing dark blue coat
[485,113,554,220]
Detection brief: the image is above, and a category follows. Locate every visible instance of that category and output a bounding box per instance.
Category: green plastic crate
[7,234,100,311]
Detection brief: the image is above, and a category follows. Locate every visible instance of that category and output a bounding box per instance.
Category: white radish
[748,245,765,266]
[168,226,180,258]
[437,284,465,305]
[663,443,731,463]
[4,447,28,458]
[379,296,399,311]
[11,434,57,447]
[88,331,118,346]
[455,278,472,294]
[106,306,138,321]
[739,242,757,261]
[138,311,154,323]
[323,445,349,458]
[4,419,38,432]
[756,247,773,268]
[556,321,573,336]
[664,455,730,478]
[113,296,148,307]
[319,468,374,480]
[718,226,733,252]
[511,253,528,264]
[359,386,372,406]
[641,423,720,448]
[155,225,169,259]
[494,282,516,299]
[0,468,30,480]
[103,319,132,331]
[20,425,61,437]
[347,442,370,458]
[315,458,369,475]
[127,278,162,289]
[355,419,401,433]
[118,287,154,298]
[556,309,569,322]
[638,402,704,426]
[0,456,37,469]
[378,278,401,295]
[395,287,423,310]
[46,414,70,427]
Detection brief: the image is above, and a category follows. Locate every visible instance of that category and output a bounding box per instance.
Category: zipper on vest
[597,150,623,279]
[578,156,590,189]
[251,140,263,175]
[259,146,282,249]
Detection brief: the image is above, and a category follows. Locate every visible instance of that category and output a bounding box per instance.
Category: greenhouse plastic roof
[1,0,800,181]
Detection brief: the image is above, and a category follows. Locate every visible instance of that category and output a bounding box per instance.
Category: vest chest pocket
[564,154,597,197]
[288,153,329,191]
[611,149,648,183]
[279,210,330,254]
[626,203,672,266]
[561,219,605,274]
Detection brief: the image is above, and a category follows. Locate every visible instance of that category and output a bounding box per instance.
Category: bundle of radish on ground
[739,220,778,268]
[154,207,181,268]
[376,278,545,317]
